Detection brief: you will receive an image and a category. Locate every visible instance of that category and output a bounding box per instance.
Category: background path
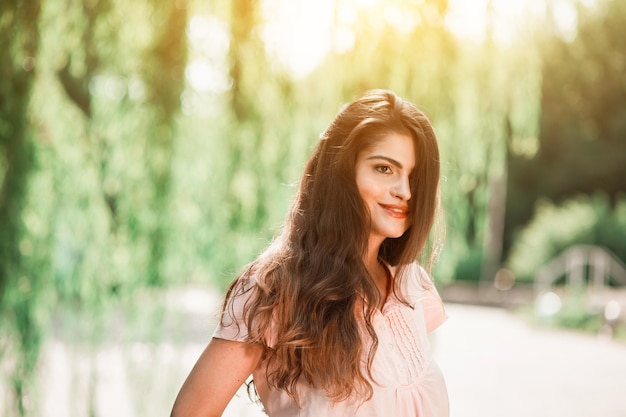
[435,304,626,417]
[32,291,626,417]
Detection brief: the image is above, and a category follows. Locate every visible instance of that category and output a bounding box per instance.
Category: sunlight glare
[188,15,230,60]
[186,15,231,93]
[384,5,421,35]
[255,0,597,78]
[261,0,335,79]
[445,0,546,46]
[550,0,579,42]
[184,14,232,116]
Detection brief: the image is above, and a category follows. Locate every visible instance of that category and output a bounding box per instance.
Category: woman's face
[355,131,415,246]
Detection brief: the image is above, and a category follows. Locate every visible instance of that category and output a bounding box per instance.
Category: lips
[379,203,409,219]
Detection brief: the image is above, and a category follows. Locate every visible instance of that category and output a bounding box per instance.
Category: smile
[379,204,409,219]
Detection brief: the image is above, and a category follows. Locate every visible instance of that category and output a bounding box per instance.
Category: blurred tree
[229,0,260,123]
[141,0,188,286]
[326,0,455,112]
[476,0,543,285]
[207,0,300,277]
[0,0,40,302]
[226,0,263,235]
[0,2,42,415]
[0,0,192,413]
[505,0,626,257]
[54,0,120,295]
[49,0,188,289]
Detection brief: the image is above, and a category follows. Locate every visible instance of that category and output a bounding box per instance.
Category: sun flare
[187,0,592,90]
[259,0,573,79]
[261,0,336,78]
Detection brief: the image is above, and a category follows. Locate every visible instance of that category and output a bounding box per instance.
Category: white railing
[534,245,626,295]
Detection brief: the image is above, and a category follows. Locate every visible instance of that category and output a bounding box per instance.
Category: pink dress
[213,262,449,417]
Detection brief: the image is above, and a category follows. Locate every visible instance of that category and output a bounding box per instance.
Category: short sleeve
[212,278,256,342]
[402,263,447,333]
[422,283,447,333]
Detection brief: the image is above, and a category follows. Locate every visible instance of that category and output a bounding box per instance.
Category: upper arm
[170,337,265,417]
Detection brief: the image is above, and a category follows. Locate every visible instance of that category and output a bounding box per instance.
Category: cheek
[355,174,369,200]
[356,180,378,203]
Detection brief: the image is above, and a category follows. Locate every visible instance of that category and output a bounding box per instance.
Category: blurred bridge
[533,245,626,335]
[535,245,626,294]
[441,245,626,332]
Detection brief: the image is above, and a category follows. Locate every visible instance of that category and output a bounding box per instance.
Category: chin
[385,229,407,239]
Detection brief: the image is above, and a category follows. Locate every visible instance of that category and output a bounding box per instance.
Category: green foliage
[140,0,188,287]
[505,0,626,256]
[0,2,45,416]
[533,293,604,334]
[1,0,192,414]
[453,247,484,282]
[507,194,626,282]
[555,300,603,333]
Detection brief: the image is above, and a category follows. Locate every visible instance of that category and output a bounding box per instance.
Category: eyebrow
[366,155,404,169]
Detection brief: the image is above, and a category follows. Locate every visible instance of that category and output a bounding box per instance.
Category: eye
[375,165,392,174]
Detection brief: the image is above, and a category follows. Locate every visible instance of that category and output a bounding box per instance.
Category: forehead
[359,132,415,168]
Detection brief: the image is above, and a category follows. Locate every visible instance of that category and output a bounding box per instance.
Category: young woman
[171,89,448,417]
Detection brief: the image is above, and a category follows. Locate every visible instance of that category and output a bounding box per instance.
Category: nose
[392,175,411,201]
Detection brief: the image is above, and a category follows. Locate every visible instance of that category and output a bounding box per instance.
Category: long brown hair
[221,89,443,402]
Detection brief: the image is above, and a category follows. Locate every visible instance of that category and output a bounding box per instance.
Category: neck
[364,236,389,306]
[364,236,383,271]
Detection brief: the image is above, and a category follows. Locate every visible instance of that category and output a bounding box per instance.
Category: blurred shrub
[453,246,483,282]
[507,193,626,282]
[554,296,603,333]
